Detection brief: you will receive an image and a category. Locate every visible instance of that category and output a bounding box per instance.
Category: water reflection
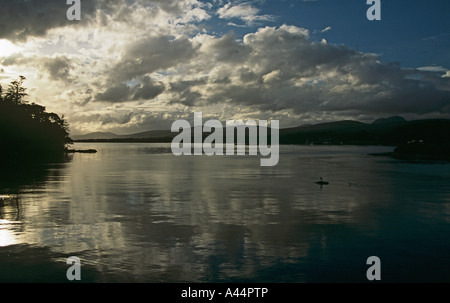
[0,161,63,248]
[0,144,449,282]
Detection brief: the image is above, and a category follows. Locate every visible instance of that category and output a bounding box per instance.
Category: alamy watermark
[367,0,381,21]
[171,112,279,167]
[366,256,381,281]
[66,256,81,281]
[66,0,81,21]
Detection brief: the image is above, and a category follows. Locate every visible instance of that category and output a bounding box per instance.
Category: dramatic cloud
[95,77,165,103]
[132,76,166,101]
[109,35,198,83]
[161,25,450,118]
[0,0,210,41]
[0,0,449,134]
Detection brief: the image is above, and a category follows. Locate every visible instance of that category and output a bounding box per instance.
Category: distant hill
[72,130,174,142]
[281,120,367,134]
[372,116,407,125]
[117,130,174,139]
[72,132,120,140]
[72,117,450,147]
[279,117,450,146]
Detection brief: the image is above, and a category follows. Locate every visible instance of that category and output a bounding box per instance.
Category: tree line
[0,76,72,161]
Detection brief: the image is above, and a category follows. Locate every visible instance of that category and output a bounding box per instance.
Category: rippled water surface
[1,143,449,282]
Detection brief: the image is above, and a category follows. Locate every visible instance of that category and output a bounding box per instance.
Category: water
[0,143,449,282]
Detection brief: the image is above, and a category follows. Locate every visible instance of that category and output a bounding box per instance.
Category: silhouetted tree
[0,76,72,161]
[4,75,27,104]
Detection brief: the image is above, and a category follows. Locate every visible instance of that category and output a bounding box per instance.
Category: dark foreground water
[0,143,449,282]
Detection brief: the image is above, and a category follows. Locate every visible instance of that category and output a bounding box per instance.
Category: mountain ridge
[73,117,402,140]
[72,116,450,147]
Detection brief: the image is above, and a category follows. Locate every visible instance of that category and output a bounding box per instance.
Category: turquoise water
[0,143,449,282]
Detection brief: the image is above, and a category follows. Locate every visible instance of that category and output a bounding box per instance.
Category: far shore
[65,149,97,154]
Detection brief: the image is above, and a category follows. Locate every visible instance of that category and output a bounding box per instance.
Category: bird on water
[315,177,329,185]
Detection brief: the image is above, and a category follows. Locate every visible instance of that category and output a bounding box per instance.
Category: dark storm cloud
[0,0,97,41]
[0,0,209,41]
[360,79,450,115]
[167,78,207,106]
[43,56,73,82]
[95,83,133,103]
[95,77,165,103]
[132,76,165,101]
[92,35,197,103]
[111,35,198,82]
[208,33,251,63]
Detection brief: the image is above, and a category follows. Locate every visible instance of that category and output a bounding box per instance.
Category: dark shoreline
[369,147,450,162]
[65,149,97,154]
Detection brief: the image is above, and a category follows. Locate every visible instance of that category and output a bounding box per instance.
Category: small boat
[315,177,329,185]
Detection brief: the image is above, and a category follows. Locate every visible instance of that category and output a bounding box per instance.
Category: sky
[0,0,449,135]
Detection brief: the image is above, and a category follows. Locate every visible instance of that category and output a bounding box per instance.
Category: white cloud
[0,40,23,57]
[262,70,282,83]
[217,2,275,26]
[417,66,450,78]
[417,66,448,73]
[321,26,332,33]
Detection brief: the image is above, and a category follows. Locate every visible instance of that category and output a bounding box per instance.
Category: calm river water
[0,143,449,282]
